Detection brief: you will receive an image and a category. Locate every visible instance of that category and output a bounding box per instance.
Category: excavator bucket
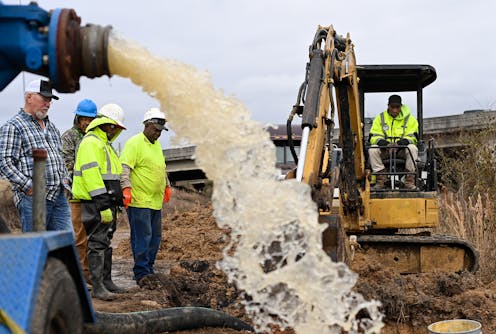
[320,215,348,263]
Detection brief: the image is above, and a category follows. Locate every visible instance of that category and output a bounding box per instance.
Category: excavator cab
[357,65,438,192]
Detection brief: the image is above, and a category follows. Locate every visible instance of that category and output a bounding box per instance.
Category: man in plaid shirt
[0,79,72,232]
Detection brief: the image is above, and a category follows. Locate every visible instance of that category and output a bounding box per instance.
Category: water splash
[107,31,383,333]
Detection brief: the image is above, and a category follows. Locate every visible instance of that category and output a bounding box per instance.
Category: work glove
[377,139,388,147]
[100,208,113,224]
[163,186,172,203]
[123,187,132,208]
[397,138,410,146]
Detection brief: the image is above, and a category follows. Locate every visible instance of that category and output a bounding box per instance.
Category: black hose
[311,28,328,49]
[0,216,10,233]
[287,116,298,164]
[287,76,307,165]
[311,28,347,52]
[83,307,254,334]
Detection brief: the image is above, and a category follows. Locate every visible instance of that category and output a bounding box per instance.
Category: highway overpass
[164,110,496,186]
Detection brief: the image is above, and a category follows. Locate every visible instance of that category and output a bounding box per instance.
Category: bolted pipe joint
[49,9,112,92]
[80,24,112,80]
[0,2,112,93]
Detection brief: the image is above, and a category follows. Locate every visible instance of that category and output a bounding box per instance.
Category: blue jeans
[126,207,162,281]
[17,189,72,232]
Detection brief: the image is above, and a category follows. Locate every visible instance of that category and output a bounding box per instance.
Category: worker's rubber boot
[88,253,117,301]
[404,174,417,190]
[372,170,387,190]
[103,248,126,293]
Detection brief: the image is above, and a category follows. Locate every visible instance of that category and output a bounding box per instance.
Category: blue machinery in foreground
[0,231,94,334]
[0,229,253,334]
[0,1,111,92]
[0,2,253,333]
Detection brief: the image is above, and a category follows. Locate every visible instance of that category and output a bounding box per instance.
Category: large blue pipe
[0,1,111,93]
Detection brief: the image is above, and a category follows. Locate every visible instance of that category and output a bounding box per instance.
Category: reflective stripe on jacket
[369,105,418,145]
[72,117,123,201]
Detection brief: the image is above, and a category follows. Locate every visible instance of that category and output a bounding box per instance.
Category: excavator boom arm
[292,26,365,216]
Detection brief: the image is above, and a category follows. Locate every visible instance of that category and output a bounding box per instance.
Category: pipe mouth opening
[80,24,112,79]
[53,8,112,93]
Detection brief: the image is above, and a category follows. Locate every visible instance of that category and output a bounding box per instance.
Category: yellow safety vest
[370,105,418,145]
[120,132,166,210]
[72,117,123,201]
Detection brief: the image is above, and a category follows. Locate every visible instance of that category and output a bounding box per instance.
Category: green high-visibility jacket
[72,117,123,203]
[120,132,166,210]
[369,105,418,145]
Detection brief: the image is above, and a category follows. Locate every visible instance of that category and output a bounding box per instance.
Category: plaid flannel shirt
[0,109,69,206]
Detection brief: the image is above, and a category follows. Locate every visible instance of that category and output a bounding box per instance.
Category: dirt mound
[114,190,228,261]
[94,260,242,310]
[105,188,496,333]
[0,179,20,232]
[108,189,252,333]
[354,261,496,333]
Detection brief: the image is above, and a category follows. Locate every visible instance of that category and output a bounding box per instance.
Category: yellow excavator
[286,25,478,273]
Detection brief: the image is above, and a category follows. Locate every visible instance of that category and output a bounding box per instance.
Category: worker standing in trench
[119,108,171,289]
[72,104,127,300]
[61,99,98,284]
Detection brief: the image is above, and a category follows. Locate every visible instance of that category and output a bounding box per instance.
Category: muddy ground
[2,180,495,333]
[353,262,496,333]
[94,188,496,333]
[99,189,258,334]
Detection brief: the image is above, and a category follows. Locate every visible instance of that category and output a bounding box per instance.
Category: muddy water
[107,32,383,333]
[110,230,171,289]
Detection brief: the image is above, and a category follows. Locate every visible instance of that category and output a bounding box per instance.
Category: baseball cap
[388,94,402,106]
[25,79,59,100]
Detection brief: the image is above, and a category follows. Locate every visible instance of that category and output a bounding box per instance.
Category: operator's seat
[383,157,406,173]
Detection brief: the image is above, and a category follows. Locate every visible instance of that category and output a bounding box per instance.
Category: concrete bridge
[164,110,496,186]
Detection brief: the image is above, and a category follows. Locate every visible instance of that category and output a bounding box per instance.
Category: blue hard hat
[75,99,97,117]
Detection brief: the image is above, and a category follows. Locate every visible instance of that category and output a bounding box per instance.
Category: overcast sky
[1,0,495,148]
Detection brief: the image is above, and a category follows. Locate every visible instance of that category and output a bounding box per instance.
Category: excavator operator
[369,95,419,190]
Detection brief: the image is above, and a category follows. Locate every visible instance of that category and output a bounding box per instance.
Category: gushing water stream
[107,32,383,334]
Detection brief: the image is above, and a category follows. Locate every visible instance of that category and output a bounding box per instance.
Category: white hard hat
[143,107,168,131]
[143,107,166,122]
[98,103,126,129]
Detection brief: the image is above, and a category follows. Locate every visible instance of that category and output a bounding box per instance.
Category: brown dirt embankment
[110,189,496,333]
[353,259,496,333]
[2,182,490,334]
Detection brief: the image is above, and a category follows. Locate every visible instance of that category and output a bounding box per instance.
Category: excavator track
[354,234,479,274]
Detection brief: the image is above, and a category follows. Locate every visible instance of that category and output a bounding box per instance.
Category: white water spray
[107,32,383,333]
